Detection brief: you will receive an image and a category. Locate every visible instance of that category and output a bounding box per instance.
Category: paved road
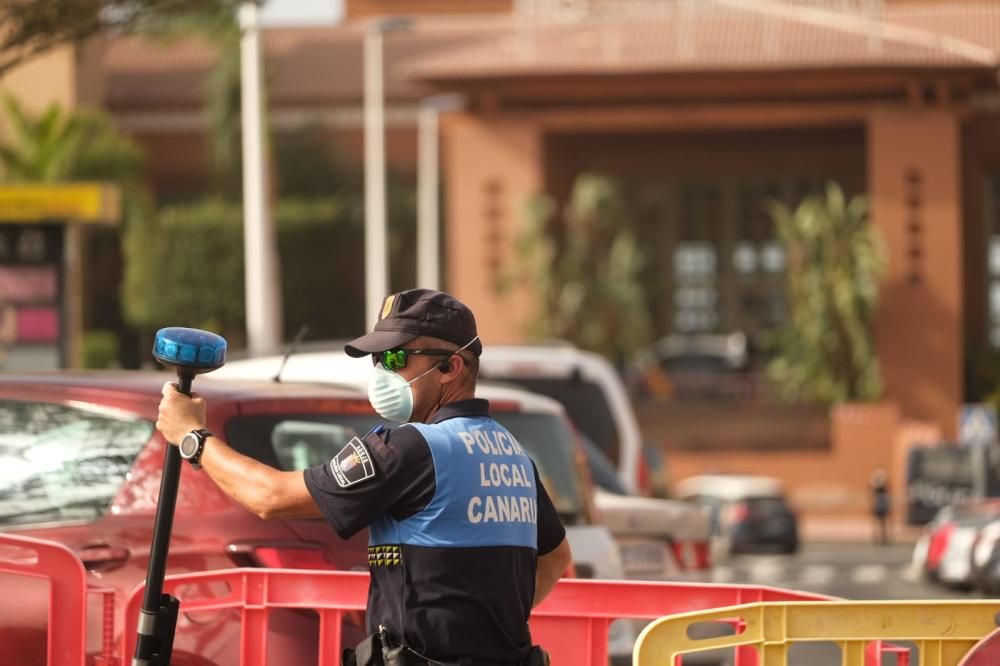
[669,542,978,666]
[711,541,971,601]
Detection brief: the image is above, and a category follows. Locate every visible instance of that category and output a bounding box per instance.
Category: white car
[579,434,712,577]
[220,343,647,493]
[476,344,647,495]
[593,488,712,579]
[217,350,707,572]
[935,507,1000,589]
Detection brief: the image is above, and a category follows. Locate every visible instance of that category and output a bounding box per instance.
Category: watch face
[179,433,199,458]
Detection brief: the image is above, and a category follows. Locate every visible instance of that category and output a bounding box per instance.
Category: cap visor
[344,330,418,357]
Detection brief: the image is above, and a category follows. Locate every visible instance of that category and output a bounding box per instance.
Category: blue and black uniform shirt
[303,399,566,663]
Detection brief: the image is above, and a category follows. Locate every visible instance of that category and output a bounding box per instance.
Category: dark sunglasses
[373,348,456,372]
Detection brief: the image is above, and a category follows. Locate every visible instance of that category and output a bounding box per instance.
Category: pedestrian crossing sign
[959,404,997,446]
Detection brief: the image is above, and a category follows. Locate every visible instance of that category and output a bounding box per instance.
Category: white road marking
[799,564,836,587]
[712,566,734,583]
[748,560,784,583]
[850,564,888,585]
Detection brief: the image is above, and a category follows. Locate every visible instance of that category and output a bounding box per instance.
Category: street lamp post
[364,16,413,328]
[417,94,463,291]
[239,1,282,354]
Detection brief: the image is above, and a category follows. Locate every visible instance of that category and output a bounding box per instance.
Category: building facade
[411,1,1000,439]
[23,0,1000,444]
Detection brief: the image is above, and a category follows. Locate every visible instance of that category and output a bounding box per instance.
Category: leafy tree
[510,173,651,362]
[767,182,885,404]
[0,95,143,183]
[0,0,249,78]
[122,194,418,347]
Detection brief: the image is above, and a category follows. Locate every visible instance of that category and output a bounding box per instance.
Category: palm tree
[0,95,143,184]
[767,182,885,404]
[512,173,652,362]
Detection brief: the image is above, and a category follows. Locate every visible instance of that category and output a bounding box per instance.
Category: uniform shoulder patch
[330,436,376,488]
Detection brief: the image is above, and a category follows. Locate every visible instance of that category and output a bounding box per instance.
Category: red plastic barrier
[531,577,834,666]
[122,569,370,666]
[91,587,118,666]
[866,640,911,666]
[0,533,88,666]
[123,568,841,666]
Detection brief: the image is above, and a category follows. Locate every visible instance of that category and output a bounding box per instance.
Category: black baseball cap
[345,289,483,358]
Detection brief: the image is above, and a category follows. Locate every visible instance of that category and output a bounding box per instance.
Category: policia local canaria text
[457,429,539,526]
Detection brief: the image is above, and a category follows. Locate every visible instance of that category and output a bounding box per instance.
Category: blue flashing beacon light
[153,327,227,377]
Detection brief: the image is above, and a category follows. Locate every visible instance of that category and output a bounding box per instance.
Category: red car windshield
[0,399,153,526]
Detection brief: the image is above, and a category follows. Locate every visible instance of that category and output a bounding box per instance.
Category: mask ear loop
[453,335,479,365]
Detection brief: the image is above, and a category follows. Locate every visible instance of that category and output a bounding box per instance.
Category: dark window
[986,175,1000,347]
[661,355,732,373]
[0,400,153,526]
[746,496,791,518]
[226,413,381,471]
[483,377,619,460]
[492,411,583,519]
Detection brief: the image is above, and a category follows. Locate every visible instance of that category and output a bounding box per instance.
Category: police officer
[156,289,573,666]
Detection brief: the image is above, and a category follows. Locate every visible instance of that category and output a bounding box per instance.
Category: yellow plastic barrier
[634,600,1000,666]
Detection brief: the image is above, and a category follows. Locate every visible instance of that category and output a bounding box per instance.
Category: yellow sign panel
[0,184,122,224]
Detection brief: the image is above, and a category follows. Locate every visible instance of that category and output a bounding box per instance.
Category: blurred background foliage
[512,172,652,363]
[766,183,885,404]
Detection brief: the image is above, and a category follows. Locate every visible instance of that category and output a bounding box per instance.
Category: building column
[441,113,544,342]
[867,109,963,436]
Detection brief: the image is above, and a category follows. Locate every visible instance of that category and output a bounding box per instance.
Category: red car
[0,371,595,666]
[0,372,380,666]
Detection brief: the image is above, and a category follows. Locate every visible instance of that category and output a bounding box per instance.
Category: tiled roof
[409,0,1000,80]
[103,2,1000,109]
[885,0,1000,55]
[104,17,509,109]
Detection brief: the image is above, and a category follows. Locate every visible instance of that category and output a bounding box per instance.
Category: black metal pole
[132,373,192,665]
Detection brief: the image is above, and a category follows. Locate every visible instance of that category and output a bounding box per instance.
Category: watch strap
[186,428,213,470]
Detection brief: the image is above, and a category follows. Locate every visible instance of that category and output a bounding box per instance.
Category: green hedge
[123,197,416,347]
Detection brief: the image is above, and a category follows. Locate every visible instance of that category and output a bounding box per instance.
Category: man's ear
[438,354,463,381]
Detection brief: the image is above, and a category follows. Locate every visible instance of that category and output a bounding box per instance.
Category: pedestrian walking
[871,468,891,546]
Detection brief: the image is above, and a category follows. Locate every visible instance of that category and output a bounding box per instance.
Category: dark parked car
[628,333,757,403]
[676,475,799,555]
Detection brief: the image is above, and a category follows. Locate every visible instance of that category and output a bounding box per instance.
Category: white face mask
[367,336,480,423]
[367,363,436,423]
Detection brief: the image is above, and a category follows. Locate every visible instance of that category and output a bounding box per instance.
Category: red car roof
[0,371,375,423]
[0,370,369,400]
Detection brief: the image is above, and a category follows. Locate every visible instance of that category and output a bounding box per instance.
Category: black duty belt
[395,656,539,666]
[343,626,548,666]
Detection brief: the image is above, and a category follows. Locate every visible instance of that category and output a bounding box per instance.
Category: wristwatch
[179,428,213,470]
